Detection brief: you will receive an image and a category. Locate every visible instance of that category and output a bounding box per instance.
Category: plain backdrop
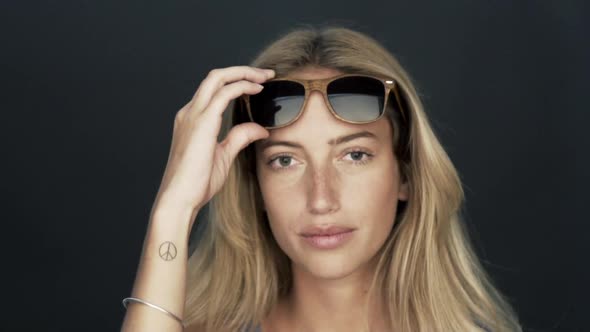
[2,1,588,331]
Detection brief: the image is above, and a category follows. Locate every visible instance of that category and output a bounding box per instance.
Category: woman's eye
[267,150,373,171]
[342,150,373,165]
[277,156,295,167]
[267,155,298,170]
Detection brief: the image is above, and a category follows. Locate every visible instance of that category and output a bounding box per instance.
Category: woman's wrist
[149,204,195,236]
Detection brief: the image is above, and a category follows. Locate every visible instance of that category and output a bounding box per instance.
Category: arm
[120,65,274,332]
[120,203,197,332]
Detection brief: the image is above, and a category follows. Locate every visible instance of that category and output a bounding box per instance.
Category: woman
[121,26,523,332]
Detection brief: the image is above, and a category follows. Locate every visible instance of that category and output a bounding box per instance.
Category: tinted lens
[327,76,385,122]
[249,80,305,127]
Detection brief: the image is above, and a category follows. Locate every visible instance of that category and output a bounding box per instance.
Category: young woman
[121,26,523,332]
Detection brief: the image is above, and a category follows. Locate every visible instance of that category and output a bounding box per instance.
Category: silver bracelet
[122,297,185,328]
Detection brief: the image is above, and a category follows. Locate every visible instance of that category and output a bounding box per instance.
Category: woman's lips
[300,229,355,249]
[300,225,356,237]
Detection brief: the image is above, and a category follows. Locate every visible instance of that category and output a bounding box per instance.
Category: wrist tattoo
[158,241,178,261]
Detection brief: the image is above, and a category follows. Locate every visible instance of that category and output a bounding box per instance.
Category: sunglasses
[236,73,408,129]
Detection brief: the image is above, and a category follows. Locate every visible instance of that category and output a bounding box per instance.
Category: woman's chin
[295,257,360,280]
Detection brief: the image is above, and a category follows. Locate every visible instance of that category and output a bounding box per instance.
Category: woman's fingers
[154,65,275,216]
[204,80,264,119]
[220,122,269,167]
[190,66,274,114]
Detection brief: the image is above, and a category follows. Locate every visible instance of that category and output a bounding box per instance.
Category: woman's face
[254,66,408,280]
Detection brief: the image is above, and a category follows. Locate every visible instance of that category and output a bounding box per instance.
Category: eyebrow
[259,130,378,151]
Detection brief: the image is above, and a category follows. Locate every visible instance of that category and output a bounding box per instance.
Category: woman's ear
[398,181,409,201]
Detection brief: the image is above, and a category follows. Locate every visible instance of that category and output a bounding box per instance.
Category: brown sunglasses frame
[239,73,407,129]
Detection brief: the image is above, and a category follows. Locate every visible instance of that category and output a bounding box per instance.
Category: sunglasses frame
[239,73,407,129]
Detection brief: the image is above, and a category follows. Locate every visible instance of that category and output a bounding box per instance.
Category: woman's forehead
[255,116,392,153]
[286,66,344,80]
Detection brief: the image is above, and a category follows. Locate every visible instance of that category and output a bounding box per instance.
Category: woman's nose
[306,166,341,215]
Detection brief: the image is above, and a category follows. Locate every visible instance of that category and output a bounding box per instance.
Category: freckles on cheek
[258,165,302,193]
[258,174,305,241]
[346,165,397,210]
[259,171,303,215]
[259,176,293,200]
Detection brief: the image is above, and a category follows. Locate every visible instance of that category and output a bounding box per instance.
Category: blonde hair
[184,24,522,332]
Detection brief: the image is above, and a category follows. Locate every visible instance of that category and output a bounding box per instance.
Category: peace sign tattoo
[158,241,178,261]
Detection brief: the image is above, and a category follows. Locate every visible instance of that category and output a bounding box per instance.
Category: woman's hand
[153,66,273,227]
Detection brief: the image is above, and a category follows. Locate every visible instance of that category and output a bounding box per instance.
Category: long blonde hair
[184,24,522,332]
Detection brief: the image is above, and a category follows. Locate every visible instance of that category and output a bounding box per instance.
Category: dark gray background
[2,1,588,331]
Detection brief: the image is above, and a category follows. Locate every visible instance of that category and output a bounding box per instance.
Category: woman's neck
[262,259,390,332]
